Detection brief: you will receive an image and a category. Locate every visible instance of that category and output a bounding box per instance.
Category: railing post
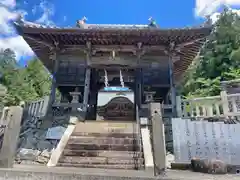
[0,107,9,125]
[0,106,23,168]
[140,116,154,173]
[149,103,166,175]
[176,96,182,117]
[220,90,229,115]
[41,96,50,117]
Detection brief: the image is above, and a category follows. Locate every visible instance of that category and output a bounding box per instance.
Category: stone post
[0,106,23,168]
[149,103,166,176]
[220,90,229,115]
[176,96,182,117]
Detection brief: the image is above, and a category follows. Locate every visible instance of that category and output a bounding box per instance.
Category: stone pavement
[0,165,238,180]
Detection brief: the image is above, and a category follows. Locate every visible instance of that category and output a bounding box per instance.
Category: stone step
[68,136,138,145]
[71,132,137,138]
[57,162,144,170]
[59,156,144,165]
[74,121,138,134]
[62,149,143,158]
[65,143,140,151]
[58,121,143,170]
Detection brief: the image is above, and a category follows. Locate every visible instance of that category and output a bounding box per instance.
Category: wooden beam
[62,44,167,53]
[175,37,205,49]
[24,35,53,49]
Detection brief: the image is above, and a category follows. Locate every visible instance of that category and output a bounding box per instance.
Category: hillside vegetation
[180,9,240,97]
[0,49,52,106]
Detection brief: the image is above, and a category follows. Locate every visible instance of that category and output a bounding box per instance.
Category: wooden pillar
[50,51,59,105]
[168,57,177,117]
[83,68,91,107]
[82,41,91,116]
[135,68,142,107]
[135,42,143,108]
[149,103,166,175]
[0,106,23,168]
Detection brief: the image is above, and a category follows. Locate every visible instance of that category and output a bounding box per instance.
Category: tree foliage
[0,49,52,106]
[181,9,240,97]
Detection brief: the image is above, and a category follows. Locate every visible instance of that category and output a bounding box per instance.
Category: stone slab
[0,165,237,180]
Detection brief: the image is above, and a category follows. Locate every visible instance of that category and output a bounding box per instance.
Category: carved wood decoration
[96,90,135,121]
[97,97,134,121]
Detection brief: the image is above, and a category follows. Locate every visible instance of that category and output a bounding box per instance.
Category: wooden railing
[24,96,49,119]
[177,91,240,118]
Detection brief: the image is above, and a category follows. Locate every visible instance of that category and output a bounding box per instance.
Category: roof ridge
[13,19,213,30]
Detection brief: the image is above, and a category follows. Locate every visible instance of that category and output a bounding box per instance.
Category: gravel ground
[0,164,238,180]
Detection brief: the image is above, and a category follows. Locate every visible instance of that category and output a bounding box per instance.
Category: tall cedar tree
[181,9,240,97]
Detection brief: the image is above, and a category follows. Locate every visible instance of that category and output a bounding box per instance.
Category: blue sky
[0,0,240,66]
[19,0,205,28]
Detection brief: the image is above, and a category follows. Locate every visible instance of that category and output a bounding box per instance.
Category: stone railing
[177,91,240,118]
[0,106,23,168]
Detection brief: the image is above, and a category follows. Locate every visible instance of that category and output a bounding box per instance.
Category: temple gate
[13,17,212,171]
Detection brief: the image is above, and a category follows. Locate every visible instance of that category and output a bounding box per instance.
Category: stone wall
[15,114,68,165]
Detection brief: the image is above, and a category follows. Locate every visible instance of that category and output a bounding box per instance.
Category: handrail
[135,104,143,169]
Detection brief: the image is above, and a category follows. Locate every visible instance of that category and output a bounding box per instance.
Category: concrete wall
[172,118,240,165]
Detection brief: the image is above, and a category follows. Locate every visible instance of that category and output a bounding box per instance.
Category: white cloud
[35,1,55,26]
[209,8,240,23]
[0,0,55,61]
[1,0,15,8]
[210,12,221,23]
[195,0,240,17]
[0,36,33,59]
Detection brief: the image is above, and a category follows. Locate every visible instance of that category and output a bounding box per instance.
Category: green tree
[0,49,53,106]
[181,9,240,97]
[24,59,52,97]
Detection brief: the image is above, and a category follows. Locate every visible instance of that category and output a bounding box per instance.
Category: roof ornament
[15,13,24,24]
[148,17,158,28]
[76,16,87,28]
[119,69,125,87]
[104,69,109,87]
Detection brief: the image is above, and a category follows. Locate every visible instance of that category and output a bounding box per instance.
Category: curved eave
[13,21,212,77]
[173,38,206,80]
[14,21,212,45]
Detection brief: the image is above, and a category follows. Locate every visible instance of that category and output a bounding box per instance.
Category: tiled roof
[14,19,212,31]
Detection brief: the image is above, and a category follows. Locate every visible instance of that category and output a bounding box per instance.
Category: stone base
[16,115,69,165]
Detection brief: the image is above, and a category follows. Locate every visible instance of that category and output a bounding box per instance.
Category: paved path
[0,164,238,180]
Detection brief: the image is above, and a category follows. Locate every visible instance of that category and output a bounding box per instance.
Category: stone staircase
[57,121,144,170]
